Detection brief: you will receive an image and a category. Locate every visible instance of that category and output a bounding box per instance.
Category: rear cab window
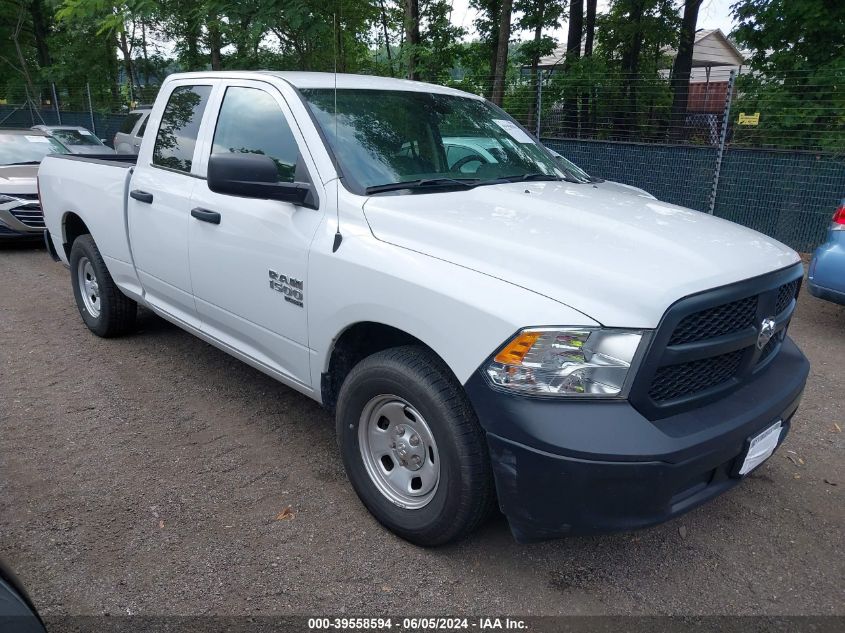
[152,85,212,172]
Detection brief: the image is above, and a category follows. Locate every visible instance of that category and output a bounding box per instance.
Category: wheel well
[62,212,90,258]
[321,322,435,411]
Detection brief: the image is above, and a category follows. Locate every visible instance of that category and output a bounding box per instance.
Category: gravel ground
[1,244,842,618]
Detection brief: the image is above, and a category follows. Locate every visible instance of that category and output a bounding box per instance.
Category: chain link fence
[2,68,842,252]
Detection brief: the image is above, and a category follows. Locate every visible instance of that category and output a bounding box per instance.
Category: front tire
[69,234,137,337]
[336,346,495,546]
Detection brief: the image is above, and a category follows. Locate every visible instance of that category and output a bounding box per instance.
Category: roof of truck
[165,71,484,100]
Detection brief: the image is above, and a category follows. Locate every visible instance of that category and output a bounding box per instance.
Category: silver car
[113,108,151,154]
[31,125,115,155]
[0,128,69,240]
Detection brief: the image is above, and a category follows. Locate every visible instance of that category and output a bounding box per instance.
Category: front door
[188,81,324,387]
[128,82,214,325]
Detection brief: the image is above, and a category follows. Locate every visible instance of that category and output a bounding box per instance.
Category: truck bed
[46,153,137,167]
[39,153,138,290]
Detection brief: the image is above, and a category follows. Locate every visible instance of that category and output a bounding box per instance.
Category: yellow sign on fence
[738,112,760,126]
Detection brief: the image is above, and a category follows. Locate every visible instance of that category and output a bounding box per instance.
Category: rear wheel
[336,346,495,546]
[69,235,137,337]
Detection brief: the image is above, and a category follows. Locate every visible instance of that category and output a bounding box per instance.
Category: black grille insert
[648,350,744,402]
[776,279,799,315]
[668,295,757,345]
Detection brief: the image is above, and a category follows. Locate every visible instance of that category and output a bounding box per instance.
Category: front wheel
[69,234,137,337]
[336,346,495,546]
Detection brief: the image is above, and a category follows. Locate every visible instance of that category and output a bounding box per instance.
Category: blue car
[808,200,845,305]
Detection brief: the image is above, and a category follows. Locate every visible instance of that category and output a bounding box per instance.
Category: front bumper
[808,280,845,305]
[0,201,44,240]
[808,237,845,305]
[464,336,809,542]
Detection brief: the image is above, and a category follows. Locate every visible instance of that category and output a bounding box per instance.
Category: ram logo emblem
[756,317,776,350]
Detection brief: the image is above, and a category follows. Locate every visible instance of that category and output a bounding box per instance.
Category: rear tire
[69,234,137,337]
[336,346,495,546]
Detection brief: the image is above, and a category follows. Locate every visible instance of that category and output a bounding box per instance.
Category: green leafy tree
[515,0,566,128]
[730,0,845,151]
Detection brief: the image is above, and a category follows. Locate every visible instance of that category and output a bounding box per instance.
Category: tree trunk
[583,0,597,136]
[584,0,597,57]
[563,0,583,135]
[141,20,149,84]
[379,0,394,76]
[482,0,501,99]
[527,0,546,131]
[185,21,200,71]
[489,0,513,106]
[565,0,583,67]
[669,0,703,139]
[118,29,137,103]
[617,0,646,139]
[208,20,223,70]
[107,35,120,102]
[29,0,51,68]
[404,0,421,80]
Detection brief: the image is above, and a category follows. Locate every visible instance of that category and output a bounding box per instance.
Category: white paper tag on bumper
[739,421,782,475]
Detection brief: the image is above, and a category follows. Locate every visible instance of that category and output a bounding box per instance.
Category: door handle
[191,207,221,225]
[130,189,153,204]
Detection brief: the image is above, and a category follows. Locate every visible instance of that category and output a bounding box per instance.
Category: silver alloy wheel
[358,394,440,509]
[77,256,101,318]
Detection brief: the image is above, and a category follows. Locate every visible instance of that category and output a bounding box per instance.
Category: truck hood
[361,181,800,328]
[0,165,38,195]
[595,179,655,199]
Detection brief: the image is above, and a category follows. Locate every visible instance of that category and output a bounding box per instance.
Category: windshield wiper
[475,172,570,187]
[365,177,480,195]
[5,161,41,166]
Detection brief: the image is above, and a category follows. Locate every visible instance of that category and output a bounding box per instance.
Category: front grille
[757,331,784,366]
[776,280,799,314]
[10,205,45,228]
[668,295,757,345]
[648,350,744,402]
[631,265,803,419]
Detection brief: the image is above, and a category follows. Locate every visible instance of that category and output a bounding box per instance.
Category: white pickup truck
[38,71,809,545]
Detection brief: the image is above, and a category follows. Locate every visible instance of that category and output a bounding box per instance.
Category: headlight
[486,328,649,397]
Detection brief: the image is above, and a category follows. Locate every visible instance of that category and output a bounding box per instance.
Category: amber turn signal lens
[494,331,542,365]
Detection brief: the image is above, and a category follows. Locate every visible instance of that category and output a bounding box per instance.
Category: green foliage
[730,0,845,152]
[595,0,678,70]
[413,0,466,81]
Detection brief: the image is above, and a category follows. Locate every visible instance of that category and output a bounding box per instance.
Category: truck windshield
[301,88,565,195]
[0,133,69,165]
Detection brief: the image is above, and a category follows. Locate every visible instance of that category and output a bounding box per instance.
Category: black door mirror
[207,153,318,209]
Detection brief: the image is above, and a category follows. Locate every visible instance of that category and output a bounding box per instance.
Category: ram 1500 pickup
[38,71,809,545]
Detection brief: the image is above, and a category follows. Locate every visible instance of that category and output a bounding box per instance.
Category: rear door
[187,80,324,387]
[127,81,216,326]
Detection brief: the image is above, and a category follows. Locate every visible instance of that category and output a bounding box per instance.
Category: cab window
[152,85,212,172]
[211,86,299,183]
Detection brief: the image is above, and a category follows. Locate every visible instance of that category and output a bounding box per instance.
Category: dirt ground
[1,244,842,618]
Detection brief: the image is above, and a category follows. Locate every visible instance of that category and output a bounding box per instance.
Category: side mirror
[207,153,319,209]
